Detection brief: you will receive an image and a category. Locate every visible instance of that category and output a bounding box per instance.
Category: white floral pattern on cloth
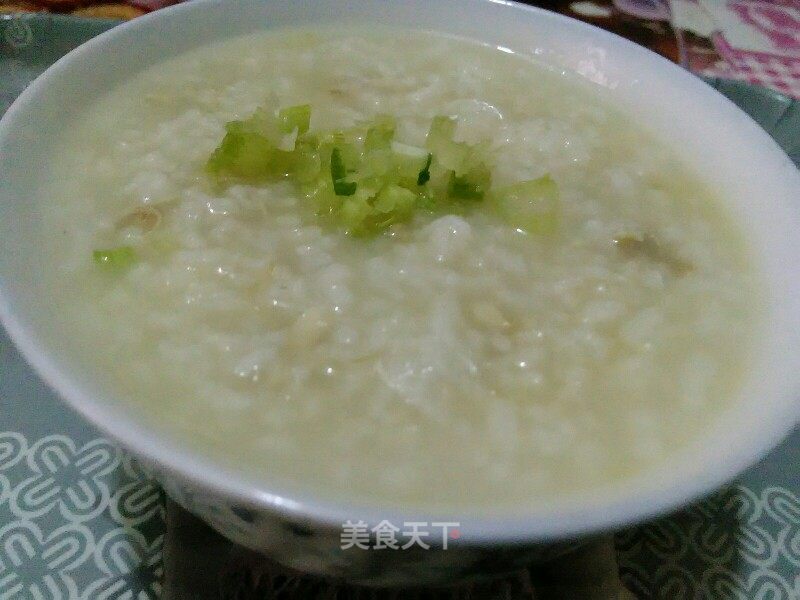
[671,0,800,98]
[83,528,163,599]
[110,454,164,528]
[10,437,120,522]
[688,486,776,566]
[2,432,800,598]
[0,432,27,519]
[617,484,800,599]
[0,521,92,599]
[0,433,164,599]
[764,487,800,570]
[0,475,9,510]
[0,433,26,471]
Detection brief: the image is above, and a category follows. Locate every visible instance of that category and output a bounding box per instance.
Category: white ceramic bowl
[1,0,799,585]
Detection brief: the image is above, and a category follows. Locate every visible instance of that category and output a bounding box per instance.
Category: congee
[38,29,760,509]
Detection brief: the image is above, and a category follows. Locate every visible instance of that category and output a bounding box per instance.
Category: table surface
[0,10,799,600]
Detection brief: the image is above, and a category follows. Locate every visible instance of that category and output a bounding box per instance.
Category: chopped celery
[339,185,416,236]
[426,116,470,174]
[460,139,492,173]
[491,174,560,234]
[414,187,438,212]
[334,180,357,196]
[294,134,322,183]
[364,115,396,150]
[331,147,357,196]
[236,107,282,140]
[448,172,480,200]
[278,104,311,135]
[330,147,347,181]
[447,164,491,201]
[268,149,296,176]
[417,153,433,186]
[207,110,299,179]
[428,115,457,142]
[93,246,136,269]
[322,131,362,166]
[207,127,275,179]
[207,106,308,179]
[361,149,394,179]
[390,142,430,183]
[205,107,559,238]
[340,190,375,235]
[305,177,342,216]
[373,184,416,216]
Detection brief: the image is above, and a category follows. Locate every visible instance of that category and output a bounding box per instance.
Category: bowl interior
[1,0,800,541]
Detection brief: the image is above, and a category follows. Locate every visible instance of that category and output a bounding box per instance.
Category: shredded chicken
[116,205,163,232]
[614,234,693,275]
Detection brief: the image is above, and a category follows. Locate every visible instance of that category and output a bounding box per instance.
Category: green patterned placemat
[0,14,165,599]
[0,13,798,599]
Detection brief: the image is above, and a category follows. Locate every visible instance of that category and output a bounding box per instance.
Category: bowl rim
[1,0,800,543]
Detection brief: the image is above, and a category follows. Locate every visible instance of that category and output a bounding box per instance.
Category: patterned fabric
[0,433,164,599]
[617,485,800,598]
[4,433,800,598]
[696,1,800,98]
[714,31,800,98]
[539,1,800,99]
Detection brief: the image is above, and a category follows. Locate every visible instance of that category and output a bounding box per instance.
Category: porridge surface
[38,29,759,509]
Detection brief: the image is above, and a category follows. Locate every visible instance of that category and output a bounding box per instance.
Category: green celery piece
[373,184,416,216]
[203,110,530,238]
[426,115,470,174]
[491,174,560,234]
[93,246,136,270]
[320,130,363,167]
[371,185,417,231]
[278,104,311,135]
[428,115,457,141]
[390,142,429,184]
[338,185,415,236]
[207,110,299,180]
[448,172,482,200]
[207,105,307,179]
[334,180,357,196]
[417,153,433,186]
[340,189,375,235]
[305,177,342,216]
[294,134,322,183]
[239,107,282,139]
[330,146,347,181]
[331,147,357,196]
[461,139,492,172]
[361,149,394,180]
[269,149,297,176]
[207,127,274,178]
[414,187,438,212]
[447,163,492,201]
[364,115,396,150]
